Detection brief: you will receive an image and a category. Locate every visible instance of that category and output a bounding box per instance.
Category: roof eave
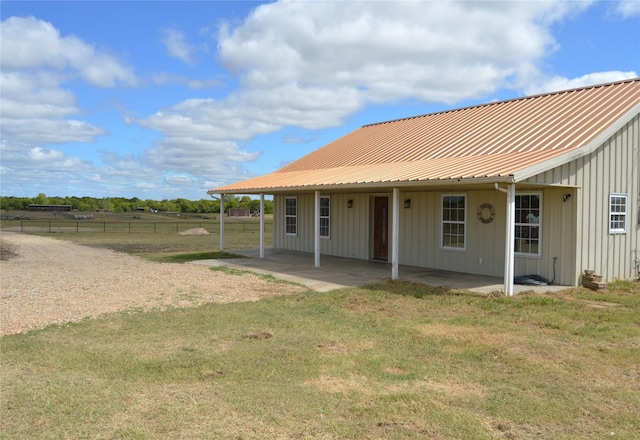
[207,175,516,195]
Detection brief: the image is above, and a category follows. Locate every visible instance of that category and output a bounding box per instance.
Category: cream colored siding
[398,191,505,276]
[274,193,369,259]
[275,187,577,284]
[512,187,576,286]
[525,114,640,283]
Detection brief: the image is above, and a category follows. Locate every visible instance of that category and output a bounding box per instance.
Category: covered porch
[190,248,569,294]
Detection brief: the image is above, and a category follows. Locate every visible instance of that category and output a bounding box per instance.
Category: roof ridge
[362,77,640,128]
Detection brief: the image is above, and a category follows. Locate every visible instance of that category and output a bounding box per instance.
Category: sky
[1,1,639,201]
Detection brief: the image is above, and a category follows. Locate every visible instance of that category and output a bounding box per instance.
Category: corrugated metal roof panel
[210,79,640,193]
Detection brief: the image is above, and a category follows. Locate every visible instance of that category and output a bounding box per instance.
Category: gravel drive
[0,232,305,336]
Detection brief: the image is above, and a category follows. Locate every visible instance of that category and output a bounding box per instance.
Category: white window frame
[441,194,466,251]
[319,196,330,239]
[514,192,542,257]
[285,196,297,236]
[609,193,628,234]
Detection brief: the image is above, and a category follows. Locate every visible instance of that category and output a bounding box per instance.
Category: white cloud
[143,0,594,145]
[0,16,137,86]
[611,0,640,18]
[161,28,196,65]
[0,16,141,197]
[524,71,638,95]
[216,1,585,104]
[0,16,136,147]
[135,0,595,183]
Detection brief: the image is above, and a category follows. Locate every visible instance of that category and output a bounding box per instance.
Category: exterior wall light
[347,199,353,208]
[404,198,411,208]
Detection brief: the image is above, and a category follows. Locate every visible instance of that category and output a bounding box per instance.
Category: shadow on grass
[155,251,246,263]
[360,279,479,298]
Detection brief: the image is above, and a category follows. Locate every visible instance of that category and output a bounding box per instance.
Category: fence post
[77,221,79,233]
[104,222,106,233]
[129,222,131,233]
[49,221,51,233]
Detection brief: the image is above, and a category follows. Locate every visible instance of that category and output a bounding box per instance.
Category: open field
[0,211,272,257]
[1,223,639,439]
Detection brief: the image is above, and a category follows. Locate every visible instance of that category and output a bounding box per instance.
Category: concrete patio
[190,249,570,294]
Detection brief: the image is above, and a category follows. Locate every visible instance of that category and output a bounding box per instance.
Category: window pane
[514,194,541,255]
[609,194,627,233]
[442,195,465,249]
[285,198,297,235]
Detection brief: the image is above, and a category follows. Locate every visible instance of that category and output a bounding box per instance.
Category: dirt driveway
[0,232,305,336]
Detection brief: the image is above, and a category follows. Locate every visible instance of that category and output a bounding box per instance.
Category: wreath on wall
[477,203,495,224]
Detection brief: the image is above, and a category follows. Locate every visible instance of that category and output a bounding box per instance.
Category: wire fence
[6,220,273,234]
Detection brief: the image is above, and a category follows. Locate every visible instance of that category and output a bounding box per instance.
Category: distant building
[227,208,251,217]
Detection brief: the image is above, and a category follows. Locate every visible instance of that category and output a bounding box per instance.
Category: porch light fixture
[563,193,572,202]
[404,198,411,209]
[347,199,353,208]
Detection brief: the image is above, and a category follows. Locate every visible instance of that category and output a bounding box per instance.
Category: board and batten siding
[273,193,369,259]
[397,189,574,285]
[525,113,640,283]
[275,187,576,285]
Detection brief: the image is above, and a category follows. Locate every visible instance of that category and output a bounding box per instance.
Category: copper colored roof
[209,78,640,194]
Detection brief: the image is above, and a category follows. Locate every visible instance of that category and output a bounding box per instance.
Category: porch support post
[391,187,400,280]
[219,194,225,251]
[504,184,516,296]
[314,190,320,267]
[259,193,265,258]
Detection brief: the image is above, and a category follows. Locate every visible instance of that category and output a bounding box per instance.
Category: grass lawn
[2,280,639,439]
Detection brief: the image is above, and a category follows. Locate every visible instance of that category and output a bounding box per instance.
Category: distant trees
[0,194,274,214]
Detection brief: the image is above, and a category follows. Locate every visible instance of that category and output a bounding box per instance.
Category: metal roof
[209,78,640,194]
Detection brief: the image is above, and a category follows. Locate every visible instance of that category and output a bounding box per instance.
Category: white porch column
[391,187,400,280]
[504,184,516,296]
[219,194,225,251]
[314,190,320,267]
[259,193,265,258]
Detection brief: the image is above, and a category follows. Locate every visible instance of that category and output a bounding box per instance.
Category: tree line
[0,194,273,214]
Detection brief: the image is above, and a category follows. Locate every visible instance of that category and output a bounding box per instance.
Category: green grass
[2,281,639,439]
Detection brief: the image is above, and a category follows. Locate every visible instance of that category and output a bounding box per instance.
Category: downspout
[314,190,320,268]
[259,193,265,258]
[495,183,515,296]
[391,188,400,280]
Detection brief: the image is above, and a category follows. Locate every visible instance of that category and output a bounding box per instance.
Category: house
[208,79,640,295]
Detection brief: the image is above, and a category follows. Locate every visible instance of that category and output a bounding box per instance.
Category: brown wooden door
[373,196,389,260]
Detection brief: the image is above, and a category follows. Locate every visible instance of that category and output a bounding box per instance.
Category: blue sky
[1,0,639,200]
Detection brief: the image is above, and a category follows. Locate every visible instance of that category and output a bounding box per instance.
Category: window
[442,194,466,249]
[285,197,297,235]
[609,193,628,234]
[515,193,541,256]
[320,196,330,238]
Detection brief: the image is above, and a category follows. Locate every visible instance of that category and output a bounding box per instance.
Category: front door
[373,196,389,260]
